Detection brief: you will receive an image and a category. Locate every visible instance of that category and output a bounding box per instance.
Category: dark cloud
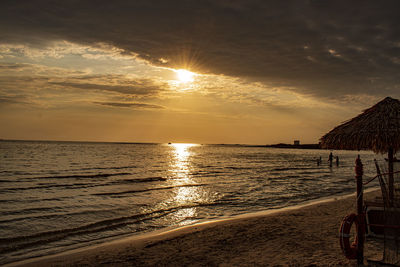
[1,0,400,99]
[49,79,165,96]
[0,63,29,70]
[0,64,168,97]
[0,97,21,104]
[0,95,29,106]
[93,101,164,109]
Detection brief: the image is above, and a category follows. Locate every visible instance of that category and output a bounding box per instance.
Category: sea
[0,140,382,265]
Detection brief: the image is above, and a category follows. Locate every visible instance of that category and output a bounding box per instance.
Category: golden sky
[1,1,400,144]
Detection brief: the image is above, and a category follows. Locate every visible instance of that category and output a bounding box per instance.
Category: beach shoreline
[6,188,382,267]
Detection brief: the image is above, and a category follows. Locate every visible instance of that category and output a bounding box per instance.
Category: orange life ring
[339,213,358,259]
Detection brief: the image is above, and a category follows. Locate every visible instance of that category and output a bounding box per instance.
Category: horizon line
[0,138,319,147]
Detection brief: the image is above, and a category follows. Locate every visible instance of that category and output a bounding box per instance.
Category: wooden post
[355,156,364,265]
[388,147,394,206]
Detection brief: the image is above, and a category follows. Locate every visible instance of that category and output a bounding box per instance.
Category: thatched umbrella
[320,96,400,203]
[321,96,400,264]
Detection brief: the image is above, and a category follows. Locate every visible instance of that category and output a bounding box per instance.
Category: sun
[176,69,195,83]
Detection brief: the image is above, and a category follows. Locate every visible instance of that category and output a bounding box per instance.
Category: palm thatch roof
[320,97,400,154]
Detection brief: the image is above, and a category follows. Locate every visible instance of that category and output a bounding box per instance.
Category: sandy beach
[6,190,383,267]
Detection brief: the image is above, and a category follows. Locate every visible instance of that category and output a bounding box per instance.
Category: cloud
[1,1,400,100]
[0,62,86,76]
[93,101,165,109]
[49,79,165,96]
[0,41,133,60]
[0,63,171,110]
[0,96,28,105]
[0,63,27,70]
[0,63,168,97]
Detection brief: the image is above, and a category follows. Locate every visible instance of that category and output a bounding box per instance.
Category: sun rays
[175,69,196,83]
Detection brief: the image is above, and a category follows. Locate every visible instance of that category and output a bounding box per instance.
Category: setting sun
[176,69,195,83]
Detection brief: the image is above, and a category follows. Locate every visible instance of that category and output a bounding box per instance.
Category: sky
[1,0,400,145]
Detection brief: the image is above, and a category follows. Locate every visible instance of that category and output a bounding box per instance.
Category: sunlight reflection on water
[169,143,201,224]
[170,143,197,180]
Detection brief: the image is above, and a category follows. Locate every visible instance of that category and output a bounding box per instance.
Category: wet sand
[8,190,383,267]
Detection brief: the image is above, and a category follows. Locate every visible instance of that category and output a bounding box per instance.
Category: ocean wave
[0,207,129,224]
[0,172,134,183]
[1,177,168,192]
[74,165,137,171]
[93,183,207,196]
[108,176,167,184]
[0,183,94,192]
[270,167,318,171]
[189,173,227,178]
[1,206,62,216]
[0,203,216,254]
[224,166,254,170]
[0,196,72,204]
[31,172,132,180]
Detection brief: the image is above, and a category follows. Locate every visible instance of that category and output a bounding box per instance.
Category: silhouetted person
[317,156,322,166]
[336,156,339,166]
[328,152,333,167]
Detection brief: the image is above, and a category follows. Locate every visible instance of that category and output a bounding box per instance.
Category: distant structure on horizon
[266,141,320,149]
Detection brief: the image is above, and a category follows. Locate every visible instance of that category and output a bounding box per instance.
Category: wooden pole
[388,147,394,206]
[355,156,364,265]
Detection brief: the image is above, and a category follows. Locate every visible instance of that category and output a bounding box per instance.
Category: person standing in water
[317,156,322,166]
[328,152,333,167]
[336,155,339,166]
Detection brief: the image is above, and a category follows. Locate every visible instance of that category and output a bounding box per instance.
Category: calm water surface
[0,141,381,264]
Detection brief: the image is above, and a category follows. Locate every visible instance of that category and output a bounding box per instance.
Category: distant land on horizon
[1,138,322,149]
[265,143,321,149]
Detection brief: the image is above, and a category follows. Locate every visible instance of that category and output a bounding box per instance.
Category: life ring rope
[339,213,359,260]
